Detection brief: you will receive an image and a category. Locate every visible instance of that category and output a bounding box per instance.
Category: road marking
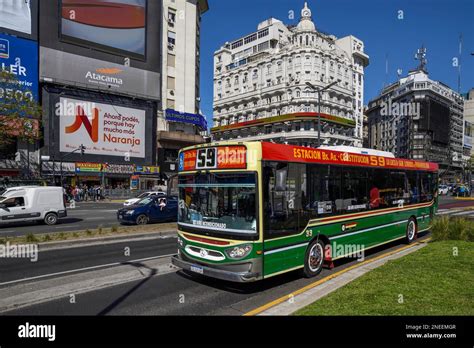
[436,209,461,215]
[0,253,176,287]
[243,238,431,316]
[451,211,474,216]
[0,230,15,234]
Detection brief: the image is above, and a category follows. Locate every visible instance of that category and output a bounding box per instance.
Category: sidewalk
[249,240,429,316]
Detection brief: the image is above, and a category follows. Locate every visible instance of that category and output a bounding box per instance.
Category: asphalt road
[4,232,432,316]
[0,202,124,238]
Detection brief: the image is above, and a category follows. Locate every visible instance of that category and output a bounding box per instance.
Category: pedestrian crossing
[436,208,474,218]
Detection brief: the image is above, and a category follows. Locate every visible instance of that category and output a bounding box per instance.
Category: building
[463,88,474,156]
[211,2,369,147]
[0,0,40,185]
[367,49,465,181]
[158,0,209,179]
[38,0,162,190]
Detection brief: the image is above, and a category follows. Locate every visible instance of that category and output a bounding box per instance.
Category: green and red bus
[171,141,438,282]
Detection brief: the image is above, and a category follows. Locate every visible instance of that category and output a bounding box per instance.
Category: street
[0,202,123,238]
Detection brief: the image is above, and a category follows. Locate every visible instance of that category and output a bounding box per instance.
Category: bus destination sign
[179,146,247,171]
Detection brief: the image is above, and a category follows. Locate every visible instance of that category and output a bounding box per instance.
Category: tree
[0,70,42,146]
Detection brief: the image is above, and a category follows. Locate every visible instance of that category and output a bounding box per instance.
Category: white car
[123,191,165,206]
[438,185,449,195]
[0,187,67,225]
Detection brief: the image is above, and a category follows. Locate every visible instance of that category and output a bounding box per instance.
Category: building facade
[158,0,209,179]
[211,2,369,147]
[367,63,465,181]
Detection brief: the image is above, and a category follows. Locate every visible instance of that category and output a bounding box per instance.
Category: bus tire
[405,218,417,244]
[303,239,325,278]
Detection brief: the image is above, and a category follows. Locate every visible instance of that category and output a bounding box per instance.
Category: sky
[199,0,474,127]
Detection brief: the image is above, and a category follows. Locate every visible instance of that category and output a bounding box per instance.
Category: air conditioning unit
[168,43,175,50]
[169,89,175,96]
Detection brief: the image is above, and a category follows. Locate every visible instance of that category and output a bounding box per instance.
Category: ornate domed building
[212,2,369,147]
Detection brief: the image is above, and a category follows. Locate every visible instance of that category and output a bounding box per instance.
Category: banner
[0,33,39,102]
[59,97,146,158]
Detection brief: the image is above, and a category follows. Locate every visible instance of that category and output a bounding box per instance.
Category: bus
[171,141,438,282]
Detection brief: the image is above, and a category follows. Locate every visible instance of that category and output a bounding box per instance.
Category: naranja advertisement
[58,97,146,158]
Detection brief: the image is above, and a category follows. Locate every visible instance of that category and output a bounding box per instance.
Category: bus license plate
[190,265,204,274]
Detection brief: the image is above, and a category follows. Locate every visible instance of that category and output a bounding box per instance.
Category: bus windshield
[178,173,257,236]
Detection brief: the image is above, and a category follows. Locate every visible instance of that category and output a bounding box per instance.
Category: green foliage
[0,70,42,146]
[25,233,38,243]
[431,216,474,242]
[42,234,52,242]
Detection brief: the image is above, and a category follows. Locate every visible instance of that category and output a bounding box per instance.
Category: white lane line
[437,209,461,215]
[0,253,175,287]
[451,211,474,216]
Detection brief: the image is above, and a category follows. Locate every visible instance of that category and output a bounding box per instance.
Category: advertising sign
[0,0,32,35]
[40,47,160,100]
[0,33,39,102]
[165,109,208,130]
[134,166,160,175]
[61,0,147,58]
[262,143,439,172]
[59,97,146,158]
[75,162,102,173]
[179,146,247,172]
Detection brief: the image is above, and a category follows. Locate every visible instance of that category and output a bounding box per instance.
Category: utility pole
[306,80,339,147]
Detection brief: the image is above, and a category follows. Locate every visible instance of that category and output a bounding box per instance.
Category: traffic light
[80,144,86,155]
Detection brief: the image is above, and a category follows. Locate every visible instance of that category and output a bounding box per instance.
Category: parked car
[452,185,470,197]
[0,187,67,226]
[438,185,449,195]
[117,196,178,225]
[123,191,165,206]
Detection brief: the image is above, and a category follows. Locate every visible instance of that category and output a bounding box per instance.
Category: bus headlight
[225,244,252,260]
[177,237,184,247]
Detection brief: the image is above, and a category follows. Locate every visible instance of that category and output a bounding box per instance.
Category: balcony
[157,131,205,144]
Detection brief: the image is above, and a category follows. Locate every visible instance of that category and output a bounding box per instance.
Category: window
[167,31,176,45]
[2,197,25,208]
[167,76,175,89]
[263,162,308,237]
[167,99,175,109]
[167,53,175,67]
[340,168,369,213]
[168,9,176,24]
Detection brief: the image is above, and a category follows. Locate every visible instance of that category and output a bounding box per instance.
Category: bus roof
[261,142,439,172]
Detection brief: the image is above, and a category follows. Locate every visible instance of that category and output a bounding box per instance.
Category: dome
[296,2,316,32]
[297,19,316,32]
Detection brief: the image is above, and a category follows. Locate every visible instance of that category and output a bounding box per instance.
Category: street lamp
[306,80,339,147]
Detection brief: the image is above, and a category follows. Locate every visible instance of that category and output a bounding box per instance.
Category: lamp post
[306,80,339,147]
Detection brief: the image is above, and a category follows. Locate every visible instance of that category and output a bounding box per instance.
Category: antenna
[414,45,427,72]
[384,53,389,87]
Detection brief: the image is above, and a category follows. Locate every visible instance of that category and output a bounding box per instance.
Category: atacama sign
[40,47,160,100]
[59,97,146,158]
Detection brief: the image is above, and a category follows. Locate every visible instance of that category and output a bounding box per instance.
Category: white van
[0,187,67,225]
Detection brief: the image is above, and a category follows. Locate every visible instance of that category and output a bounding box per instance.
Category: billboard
[40,47,160,100]
[61,0,147,58]
[58,97,146,158]
[0,33,39,102]
[0,0,32,35]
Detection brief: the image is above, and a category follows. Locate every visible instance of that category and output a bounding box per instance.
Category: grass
[295,240,474,315]
[0,222,177,246]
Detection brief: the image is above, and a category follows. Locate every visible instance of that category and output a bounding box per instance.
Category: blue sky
[199,0,474,127]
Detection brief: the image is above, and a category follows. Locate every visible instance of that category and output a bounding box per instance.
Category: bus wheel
[303,239,325,278]
[405,218,417,244]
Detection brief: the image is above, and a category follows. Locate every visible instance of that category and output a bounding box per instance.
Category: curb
[38,229,177,251]
[244,238,430,316]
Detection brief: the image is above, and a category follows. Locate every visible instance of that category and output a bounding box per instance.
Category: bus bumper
[171,254,261,282]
